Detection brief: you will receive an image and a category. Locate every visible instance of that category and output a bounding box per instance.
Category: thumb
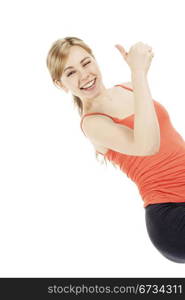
[115,44,128,59]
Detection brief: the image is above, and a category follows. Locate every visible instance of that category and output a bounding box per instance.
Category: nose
[79,68,90,81]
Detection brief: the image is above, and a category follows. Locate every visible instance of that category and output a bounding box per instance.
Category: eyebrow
[64,57,91,73]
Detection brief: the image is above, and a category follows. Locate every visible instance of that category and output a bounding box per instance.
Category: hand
[115,42,154,75]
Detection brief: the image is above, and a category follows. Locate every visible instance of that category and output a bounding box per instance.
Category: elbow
[149,148,160,155]
[139,142,160,156]
[149,140,161,155]
[149,130,161,155]
[145,133,161,156]
[138,133,161,156]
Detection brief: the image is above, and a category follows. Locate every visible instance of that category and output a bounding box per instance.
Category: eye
[83,61,91,66]
[67,61,91,77]
[67,71,76,77]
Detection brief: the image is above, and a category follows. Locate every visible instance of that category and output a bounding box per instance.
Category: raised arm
[131,70,160,154]
[116,42,160,154]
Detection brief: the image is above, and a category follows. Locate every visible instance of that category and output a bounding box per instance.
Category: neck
[81,85,112,115]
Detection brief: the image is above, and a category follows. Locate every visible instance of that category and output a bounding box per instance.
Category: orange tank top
[80,84,185,208]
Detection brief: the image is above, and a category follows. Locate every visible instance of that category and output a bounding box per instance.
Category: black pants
[145,202,185,263]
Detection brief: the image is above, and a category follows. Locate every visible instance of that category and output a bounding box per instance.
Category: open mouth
[80,78,96,91]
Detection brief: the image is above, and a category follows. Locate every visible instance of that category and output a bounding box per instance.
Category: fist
[115,41,154,75]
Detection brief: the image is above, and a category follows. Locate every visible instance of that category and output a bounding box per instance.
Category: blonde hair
[46,36,118,169]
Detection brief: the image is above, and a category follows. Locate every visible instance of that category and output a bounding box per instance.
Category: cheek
[72,78,81,92]
[93,65,101,75]
[68,75,78,86]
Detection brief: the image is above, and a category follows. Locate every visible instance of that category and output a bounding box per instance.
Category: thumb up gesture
[115,42,154,75]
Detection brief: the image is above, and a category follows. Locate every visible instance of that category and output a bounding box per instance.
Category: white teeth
[82,79,96,89]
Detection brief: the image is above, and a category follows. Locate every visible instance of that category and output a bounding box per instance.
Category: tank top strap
[114,83,133,92]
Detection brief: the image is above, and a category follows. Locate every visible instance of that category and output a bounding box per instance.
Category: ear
[54,80,68,93]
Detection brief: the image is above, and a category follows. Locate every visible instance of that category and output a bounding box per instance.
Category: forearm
[131,70,160,154]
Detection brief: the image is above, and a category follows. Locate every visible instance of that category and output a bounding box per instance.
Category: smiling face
[60,46,106,102]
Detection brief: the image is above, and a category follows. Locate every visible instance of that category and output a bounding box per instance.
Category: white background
[1,0,185,277]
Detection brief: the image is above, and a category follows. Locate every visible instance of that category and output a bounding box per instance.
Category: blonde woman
[46,37,185,263]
